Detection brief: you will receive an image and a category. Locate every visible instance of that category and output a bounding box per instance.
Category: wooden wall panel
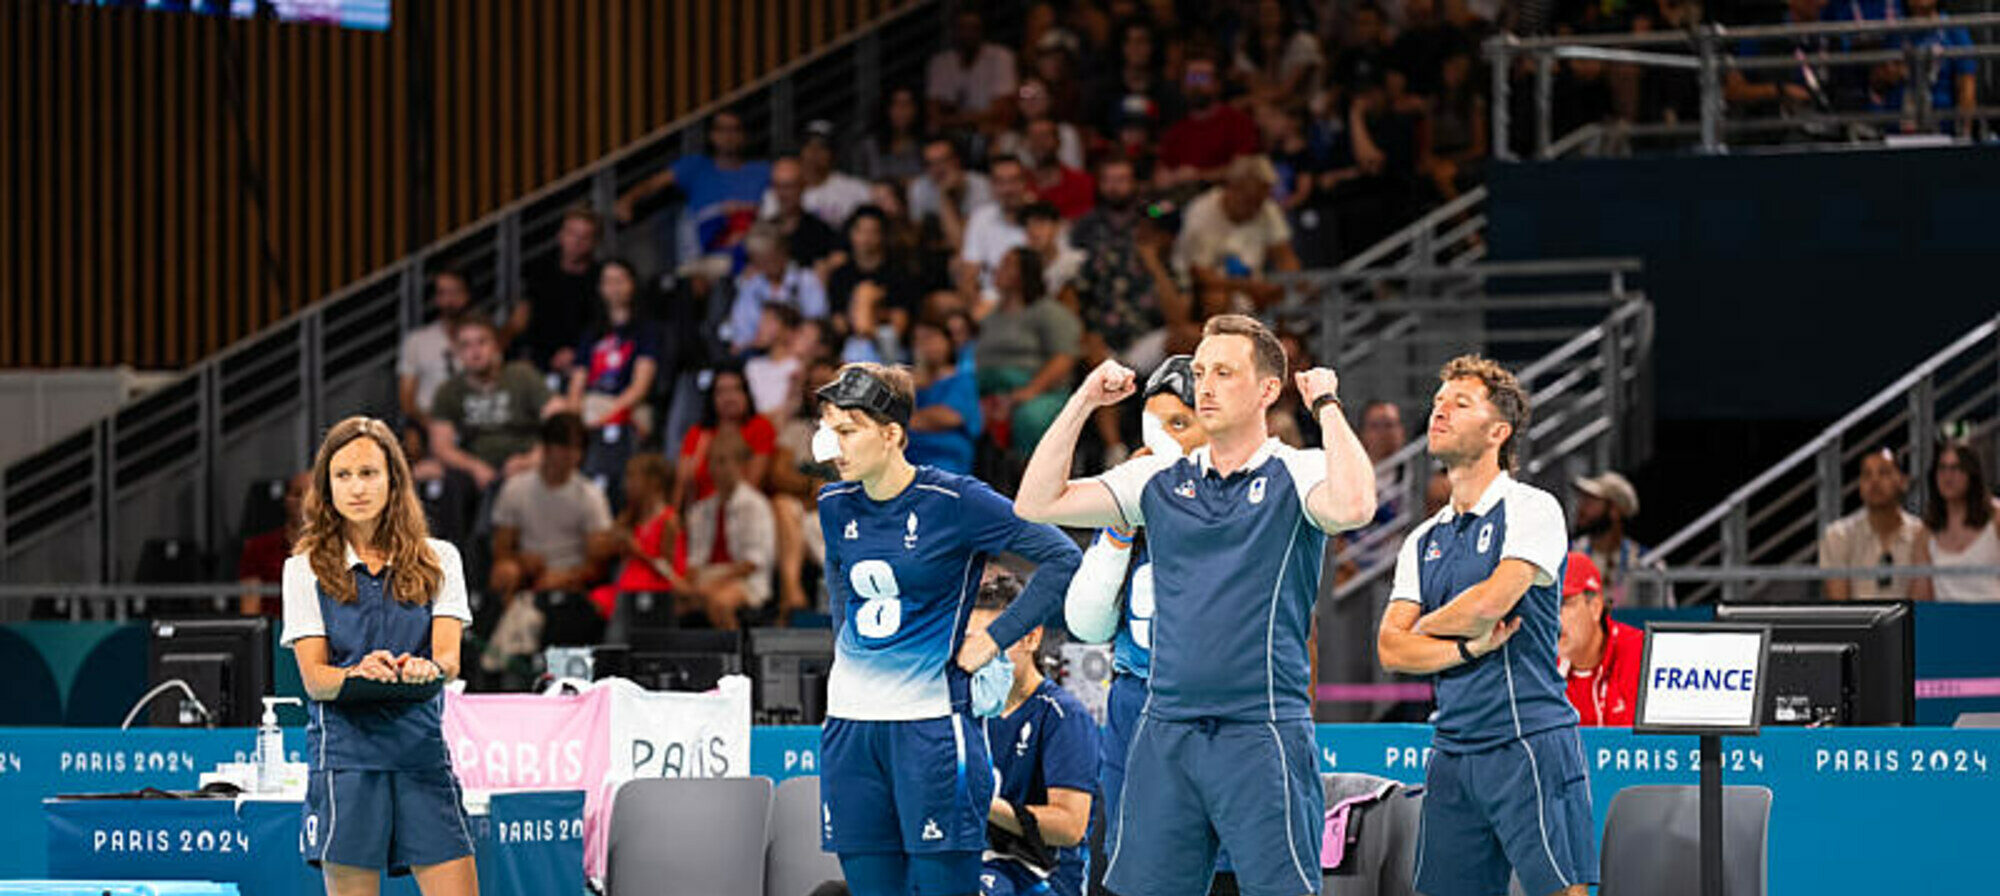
[2,0,914,369]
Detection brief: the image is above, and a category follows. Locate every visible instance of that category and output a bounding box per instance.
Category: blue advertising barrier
[0,727,294,879]
[9,725,1996,894]
[42,789,581,896]
[754,723,1994,896]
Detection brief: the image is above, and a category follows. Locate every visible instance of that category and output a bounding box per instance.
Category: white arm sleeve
[1500,487,1568,587]
[430,540,473,622]
[1091,453,1176,531]
[280,555,326,647]
[1277,446,1334,532]
[1389,524,1428,604]
[1065,531,1134,644]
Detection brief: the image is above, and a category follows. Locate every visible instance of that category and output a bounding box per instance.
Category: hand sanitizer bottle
[256,696,303,793]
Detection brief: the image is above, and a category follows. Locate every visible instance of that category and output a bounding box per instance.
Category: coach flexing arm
[1014,359,1374,533]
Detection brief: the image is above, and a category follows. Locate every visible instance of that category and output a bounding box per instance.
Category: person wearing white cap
[1570,471,1666,607]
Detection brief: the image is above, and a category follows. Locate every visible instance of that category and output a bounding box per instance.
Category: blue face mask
[970,652,1017,718]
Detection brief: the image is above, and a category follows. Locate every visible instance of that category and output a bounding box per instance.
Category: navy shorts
[821,714,995,854]
[1416,726,1598,896]
[301,767,476,874]
[1102,716,1321,896]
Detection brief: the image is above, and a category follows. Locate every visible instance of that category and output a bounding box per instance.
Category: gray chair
[767,776,845,896]
[1321,774,1422,896]
[608,776,775,896]
[1600,785,1772,896]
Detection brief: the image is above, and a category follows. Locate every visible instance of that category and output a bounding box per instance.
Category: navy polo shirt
[1391,474,1575,752]
[1096,439,1337,723]
[985,679,1100,896]
[281,539,473,771]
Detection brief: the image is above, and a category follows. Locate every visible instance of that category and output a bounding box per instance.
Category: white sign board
[1635,625,1770,735]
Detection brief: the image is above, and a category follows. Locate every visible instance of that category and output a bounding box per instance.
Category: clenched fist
[1294,367,1341,407]
[1078,360,1139,409]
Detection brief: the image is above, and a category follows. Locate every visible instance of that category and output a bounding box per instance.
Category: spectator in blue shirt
[1890,0,1979,135]
[1825,0,1904,22]
[1725,0,1863,114]
[728,223,829,354]
[906,318,984,474]
[614,109,771,272]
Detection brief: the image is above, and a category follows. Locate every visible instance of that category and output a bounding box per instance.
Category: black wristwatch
[1457,640,1477,664]
[1310,392,1343,419]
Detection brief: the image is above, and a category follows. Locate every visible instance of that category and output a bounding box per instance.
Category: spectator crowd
[215,0,1996,688]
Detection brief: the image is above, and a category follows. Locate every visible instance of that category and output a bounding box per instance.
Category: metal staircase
[1639,315,2000,606]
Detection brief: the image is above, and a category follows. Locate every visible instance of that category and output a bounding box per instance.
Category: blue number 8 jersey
[819,467,1081,721]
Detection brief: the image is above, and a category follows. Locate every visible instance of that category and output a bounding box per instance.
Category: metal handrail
[1626,563,2000,607]
[1491,15,2000,158]
[1280,257,1644,385]
[1332,298,1654,600]
[1647,317,1999,562]
[0,0,945,583]
[1514,11,2000,48]
[1644,315,2000,606]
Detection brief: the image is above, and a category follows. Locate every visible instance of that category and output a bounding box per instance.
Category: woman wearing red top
[1558,551,1645,726]
[674,366,775,504]
[591,454,688,619]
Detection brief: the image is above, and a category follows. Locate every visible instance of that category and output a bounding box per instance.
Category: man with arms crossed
[1013,314,1377,896]
[1378,355,1594,896]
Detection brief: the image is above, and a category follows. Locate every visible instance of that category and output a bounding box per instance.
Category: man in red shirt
[1023,118,1096,219]
[1558,551,1644,725]
[1157,58,1260,187]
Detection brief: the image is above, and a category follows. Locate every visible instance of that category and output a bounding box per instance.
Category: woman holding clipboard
[281,416,478,896]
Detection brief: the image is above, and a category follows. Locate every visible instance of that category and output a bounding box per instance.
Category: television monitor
[747,628,834,724]
[627,630,743,693]
[1713,601,1913,726]
[148,618,271,727]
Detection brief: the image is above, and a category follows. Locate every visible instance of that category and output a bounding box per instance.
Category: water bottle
[256,696,302,793]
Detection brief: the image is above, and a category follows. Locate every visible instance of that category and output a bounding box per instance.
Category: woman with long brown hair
[280,416,477,896]
[1913,439,2000,602]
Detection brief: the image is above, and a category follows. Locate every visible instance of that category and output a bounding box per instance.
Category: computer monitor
[746,628,834,724]
[1713,601,1914,726]
[148,618,272,727]
[627,630,743,693]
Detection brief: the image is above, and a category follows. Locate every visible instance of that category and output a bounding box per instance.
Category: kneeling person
[973,574,1098,896]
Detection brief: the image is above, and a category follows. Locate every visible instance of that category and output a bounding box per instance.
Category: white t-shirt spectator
[685,481,778,608]
[1174,187,1294,276]
[927,44,1018,119]
[960,205,1027,281]
[908,171,995,225]
[491,470,613,573]
[761,172,875,230]
[397,321,457,416]
[743,354,803,416]
[1819,508,1924,599]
